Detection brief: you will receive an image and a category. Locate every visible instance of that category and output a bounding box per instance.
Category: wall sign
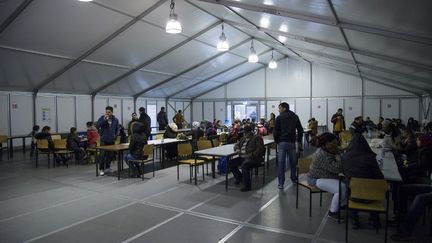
[41,107,51,122]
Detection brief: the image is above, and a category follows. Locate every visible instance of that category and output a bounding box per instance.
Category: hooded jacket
[341,134,384,182]
[96,115,119,144]
[273,110,303,143]
[129,122,148,159]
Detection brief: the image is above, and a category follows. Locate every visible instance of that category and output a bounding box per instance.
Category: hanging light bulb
[166,0,182,34]
[248,40,259,63]
[78,0,93,2]
[268,50,277,69]
[217,23,229,52]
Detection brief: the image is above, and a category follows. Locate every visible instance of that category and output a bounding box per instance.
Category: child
[67,127,86,162]
[86,121,99,148]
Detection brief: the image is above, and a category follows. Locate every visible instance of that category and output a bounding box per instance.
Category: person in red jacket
[86,121,99,148]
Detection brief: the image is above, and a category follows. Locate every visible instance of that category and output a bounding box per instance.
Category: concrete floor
[0,148,431,243]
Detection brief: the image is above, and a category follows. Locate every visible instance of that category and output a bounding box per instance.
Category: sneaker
[278,185,284,189]
[328,211,340,221]
[99,171,105,176]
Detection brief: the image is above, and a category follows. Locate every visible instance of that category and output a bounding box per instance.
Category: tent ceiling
[0,0,431,97]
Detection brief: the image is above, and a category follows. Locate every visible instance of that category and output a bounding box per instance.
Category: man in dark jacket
[273,102,303,188]
[35,126,67,164]
[157,107,168,130]
[66,127,86,162]
[349,116,365,134]
[125,122,147,177]
[96,106,119,176]
[230,125,265,192]
[138,107,151,139]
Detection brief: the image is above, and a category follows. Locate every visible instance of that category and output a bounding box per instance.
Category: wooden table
[371,147,402,182]
[147,138,191,168]
[7,135,32,158]
[96,143,129,180]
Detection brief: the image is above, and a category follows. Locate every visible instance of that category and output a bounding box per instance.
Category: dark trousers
[230,157,261,189]
[99,141,114,170]
[398,184,432,233]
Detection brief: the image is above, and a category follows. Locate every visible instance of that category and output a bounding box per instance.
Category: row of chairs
[35,139,74,168]
[296,156,390,242]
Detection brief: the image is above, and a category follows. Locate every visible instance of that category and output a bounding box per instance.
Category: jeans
[316,178,346,213]
[398,184,432,233]
[277,142,297,186]
[230,157,261,189]
[99,141,114,170]
[125,153,141,174]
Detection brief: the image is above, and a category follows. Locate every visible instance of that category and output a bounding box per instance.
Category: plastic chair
[177,143,205,183]
[51,134,61,140]
[345,178,389,243]
[197,139,214,175]
[296,157,327,217]
[339,131,352,149]
[35,139,51,168]
[0,135,8,159]
[53,139,74,168]
[127,144,155,180]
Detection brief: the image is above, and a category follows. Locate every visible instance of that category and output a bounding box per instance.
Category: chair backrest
[115,136,121,145]
[198,137,207,141]
[156,134,163,140]
[349,178,388,201]
[197,140,212,150]
[0,135,7,143]
[53,139,67,150]
[143,144,154,157]
[219,133,227,143]
[51,134,61,140]
[36,139,49,150]
[211,138,220,147]
[177,143,193,158]
[339,131,352,144]
[297,157,313,175]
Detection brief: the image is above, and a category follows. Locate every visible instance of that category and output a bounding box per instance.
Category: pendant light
[268,50,277,69]
[78,0,93,2]
[248,40,259,63]
[216,23,229,52]
[166,0,182,34]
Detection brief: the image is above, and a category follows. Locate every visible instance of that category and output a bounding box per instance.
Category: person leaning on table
[230,125,265,192]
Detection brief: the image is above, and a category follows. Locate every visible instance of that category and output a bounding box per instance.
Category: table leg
[9,138,13,158]
[225,157,230,190]
[22,137,26,154]
[212,156,216,178]
[194,156,197,185]
[117,151,121,180]
[96,149,99,177]
[266,145,270,170]
[161,144,165,168]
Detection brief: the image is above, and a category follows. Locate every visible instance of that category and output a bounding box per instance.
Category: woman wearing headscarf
[307,132,346,220]
[191,121,204,150]
[341,134,384,228]
[164,123,178,160]
[401,133,432,182]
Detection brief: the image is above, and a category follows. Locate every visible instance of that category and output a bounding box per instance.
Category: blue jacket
[96,115,119,144]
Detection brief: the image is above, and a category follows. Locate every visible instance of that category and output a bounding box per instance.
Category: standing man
[273,102,303,189]
[157,107,168,130]
[127,112,138,136]
[331,108,346,136]
[138,107,151,139]
[96,106,119,176]
[173,110,184,129]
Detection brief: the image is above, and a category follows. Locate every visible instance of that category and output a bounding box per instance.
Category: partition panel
[344,99,362,127]
[401,98,420,123]
[214,102,225,123]
[381,99,399,119]
[192,101,203,122]
[94,97,108,119]
[57,96,75,133]
[295,99,310,128]
[76,96,91,131]
[203,102,214,121]
[312,99,327,129]
[36,96,57,132]
[363,98,380,123]
[0,95,9,135]
[122,98,134,127]
[10,94,33,146]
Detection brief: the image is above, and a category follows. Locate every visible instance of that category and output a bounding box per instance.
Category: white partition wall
[381,99,399,119]
[167,101,176,123]
[0,94,9,135]
[122,98,134,126]
[76,95,91,131]
[312,99,327,128]
[345,99,362,126]
[192,101,203,122]
[215,102,225,122]
[36,95,57,132]
[136,99,146,112]
[266,100,279,119]
[10,94,33,146]
[157,100,166,113]
[203,102,214,121]
[94,97,108,118]
[295,99,310,127]
[183,102,191,125]
[57,96,75,133]
[401,98,420,123]
[364,98,380,122]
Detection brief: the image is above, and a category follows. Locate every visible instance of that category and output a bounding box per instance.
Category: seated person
[66,127,87,162]
[125,122,147,177]
[164,123,178,159]
[364,116,377,131]
[401,133,432,182]
[35,126,67,164]
[86,121,99,148]
[227,120,241,144]
[349,116,365,134]
[257,119,267,136]
[306,118,318,143]
[341,134,384,229]
[395,128,417,162]
[205,121,217,139]
[191,121,204,150]
[230,125,265,192]
[307,133,346,220]
[377,117,384,131]
[391,184,432,242]
[29,125,40,158]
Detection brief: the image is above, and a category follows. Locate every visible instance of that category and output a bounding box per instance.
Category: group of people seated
[305,111,432,241]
